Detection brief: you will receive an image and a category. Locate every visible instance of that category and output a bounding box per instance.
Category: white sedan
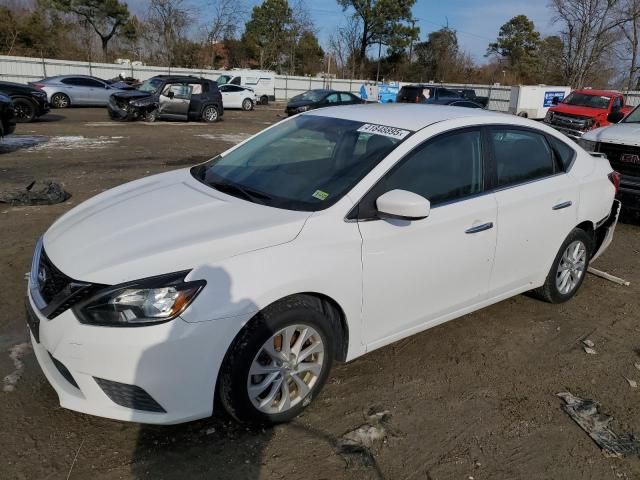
[26,105,620,425]
[219,84,257,111]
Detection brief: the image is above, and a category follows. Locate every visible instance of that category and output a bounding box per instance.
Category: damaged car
[0,92,16,137]
[108,75,223,123]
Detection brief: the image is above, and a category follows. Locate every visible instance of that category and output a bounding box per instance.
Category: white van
[216,70,276,104]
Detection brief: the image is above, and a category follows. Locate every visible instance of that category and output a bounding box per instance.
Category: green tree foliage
[242,0,295,70]
[487,15,541,83]
[48,0,132,59]
[295,30,324,74]
[538,35,566,84]
[414,27,459,82]
[337,0,419,75]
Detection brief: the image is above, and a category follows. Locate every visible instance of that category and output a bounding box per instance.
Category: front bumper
[545,123,586,141]
[26,286,248,424]
[618,175,640,211]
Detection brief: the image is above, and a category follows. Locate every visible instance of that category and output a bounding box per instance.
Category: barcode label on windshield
[357,124,411,140]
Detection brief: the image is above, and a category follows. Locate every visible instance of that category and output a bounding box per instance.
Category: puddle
[1,135,121,153]
[0,135,49,153]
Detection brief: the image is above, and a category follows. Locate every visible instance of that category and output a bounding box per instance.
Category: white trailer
[216,70,276,104]
[509,85,572,119]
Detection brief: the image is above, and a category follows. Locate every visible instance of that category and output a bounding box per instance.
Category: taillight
[32,83,45,90]
[608,171,621,194]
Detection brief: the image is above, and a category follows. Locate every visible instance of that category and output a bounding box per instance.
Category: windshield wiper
[209,181,272,203]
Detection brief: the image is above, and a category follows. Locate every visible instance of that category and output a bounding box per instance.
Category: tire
[51,93,70,109]
[202,105,219,122]
[218,295,335,425]
[517,111,528,118]
[260,95,269,105]
[242,98,254,111]
[531,228,593,303]
[144,109,158,122]
[13,98,36,123]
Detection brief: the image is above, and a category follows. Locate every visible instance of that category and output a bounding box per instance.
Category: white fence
[2,54,639,111]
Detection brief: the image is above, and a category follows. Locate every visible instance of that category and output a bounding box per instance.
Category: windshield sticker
[312,190,329,201]
[357,123,411,140]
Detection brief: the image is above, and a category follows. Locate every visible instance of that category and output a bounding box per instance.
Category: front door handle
[552,201,573,210]
[465,222,494,234]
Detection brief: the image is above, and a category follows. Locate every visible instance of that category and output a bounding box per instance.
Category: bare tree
[148,0,191,66]
[205,0,244,67]
[329,16,362,78]
[618,0,640,89]
[551,0,627,87]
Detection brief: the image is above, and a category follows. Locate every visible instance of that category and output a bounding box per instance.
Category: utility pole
[376,41,382,83]
[408,19,417,63]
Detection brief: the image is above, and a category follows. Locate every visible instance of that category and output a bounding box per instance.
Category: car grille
[550,113,589,132]
[94,378,166,413]
[597,143,640,177]
[37,249,72,304]
[49,352,79,389]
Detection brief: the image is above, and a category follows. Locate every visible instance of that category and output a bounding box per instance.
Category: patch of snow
[194,133,250,144]
[3,342,31,392]
[28,136,119,151]
[0,135,49,151]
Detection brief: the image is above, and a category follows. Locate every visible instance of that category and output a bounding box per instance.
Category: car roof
[153,75,209,83]
[574,89,621,96]
[305,103,522,131]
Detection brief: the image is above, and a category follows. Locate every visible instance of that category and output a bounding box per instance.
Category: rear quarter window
[548,136,576,171]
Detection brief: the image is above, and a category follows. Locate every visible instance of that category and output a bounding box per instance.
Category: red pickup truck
[543,89,633,141]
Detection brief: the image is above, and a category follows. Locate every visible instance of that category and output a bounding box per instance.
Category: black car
[108,75,224,123]
[285,89,363,116]
[0,81,49,122]
[452,88,489,108]
[0,92,17,136]
[396,85,466,105]
[442,99,485,109]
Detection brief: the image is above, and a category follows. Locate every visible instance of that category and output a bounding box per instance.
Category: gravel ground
[1,106,639,480]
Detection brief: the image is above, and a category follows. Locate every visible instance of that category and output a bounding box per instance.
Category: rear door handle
[552,201,573,210]
[465,222,494,234]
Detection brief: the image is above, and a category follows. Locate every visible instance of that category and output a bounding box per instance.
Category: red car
[544,89,633,141]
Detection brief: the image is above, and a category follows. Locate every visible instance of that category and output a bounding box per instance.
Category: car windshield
[191,115,409,211]
[138,78,163,93]
[562,92,611,109]
[623,105,640,123]
[293,91,328,102]
[217,75,232,85]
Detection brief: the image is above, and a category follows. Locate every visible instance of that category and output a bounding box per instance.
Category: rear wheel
[13,98,36,122]
[260,95,269,105]
[242,98,254,111]
[202,105,219,122]
[218,295,335,424]
[51,93,70,109]
[532,228,593,303]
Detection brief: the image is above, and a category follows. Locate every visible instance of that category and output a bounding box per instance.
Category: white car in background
[26,105,620,426]
[219,84,257,111]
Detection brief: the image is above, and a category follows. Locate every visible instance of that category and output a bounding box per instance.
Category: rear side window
[62,77,103,87]
[380,129,483,205]
[340,93,353,102]
[491,129,555,187]
[230,77,241,85]
[548,136,576,171]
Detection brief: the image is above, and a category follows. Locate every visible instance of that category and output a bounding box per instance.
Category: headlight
[297,105,310,112]
[74,271,205,326]
[544,110,554,122]
[577,138,597,151]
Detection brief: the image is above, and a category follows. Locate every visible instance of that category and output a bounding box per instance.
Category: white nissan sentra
[26,104,620,425]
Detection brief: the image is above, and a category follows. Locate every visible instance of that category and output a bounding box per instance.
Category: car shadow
[129,266,271,479]
[0,135,48,153]
[33,114,66,123]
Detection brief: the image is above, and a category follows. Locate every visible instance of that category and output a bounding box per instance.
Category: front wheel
[532,228,593,303]
[242,98,254,111]
[202,105,219,122]
[218,296,335,424]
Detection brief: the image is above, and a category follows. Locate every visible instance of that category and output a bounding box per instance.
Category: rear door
[60,77,89,103]
[158,83,192,120]
[489,127,578,296]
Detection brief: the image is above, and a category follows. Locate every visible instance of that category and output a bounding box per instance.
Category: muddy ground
[1,106,639,480]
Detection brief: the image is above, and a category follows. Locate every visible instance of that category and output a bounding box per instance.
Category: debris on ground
[634,362,640,372]
[584,347,597,355]
[0,180,71,206]
[587,267,631,286]
[623,377,638,389]
[557,392,640,458]
[582,339,595,348]
[3,343,31,392]
[337,410,391,456]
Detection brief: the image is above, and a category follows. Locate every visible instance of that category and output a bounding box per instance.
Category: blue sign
[544,91,566,107]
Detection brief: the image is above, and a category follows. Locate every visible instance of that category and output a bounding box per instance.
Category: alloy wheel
[247,325,324,414]
[203,106,218,122]
[556,240,587,295]
[52,94,69,108]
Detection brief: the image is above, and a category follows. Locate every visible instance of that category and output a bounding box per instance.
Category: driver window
[163,83,192,99]
[326,93,339,104]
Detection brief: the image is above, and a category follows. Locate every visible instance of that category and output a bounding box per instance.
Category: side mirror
[551,96,560,105]
[167,91,175,99]
[376,189,430,221]
[607,111,625,124]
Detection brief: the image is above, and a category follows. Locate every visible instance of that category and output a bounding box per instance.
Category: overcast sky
[124,0,557,62]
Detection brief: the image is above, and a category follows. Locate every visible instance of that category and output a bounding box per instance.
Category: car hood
[287,99,317,108]
[111,90,154,101]
[43,169,311,285]
[583,123,640,147]
[549,103,608,118]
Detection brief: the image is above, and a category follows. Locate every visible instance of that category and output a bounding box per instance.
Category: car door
[83,78,111,105]
[357,128,498,347]
[158,83,192,120]
[60,77,89,104]
[488,127,578,295]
